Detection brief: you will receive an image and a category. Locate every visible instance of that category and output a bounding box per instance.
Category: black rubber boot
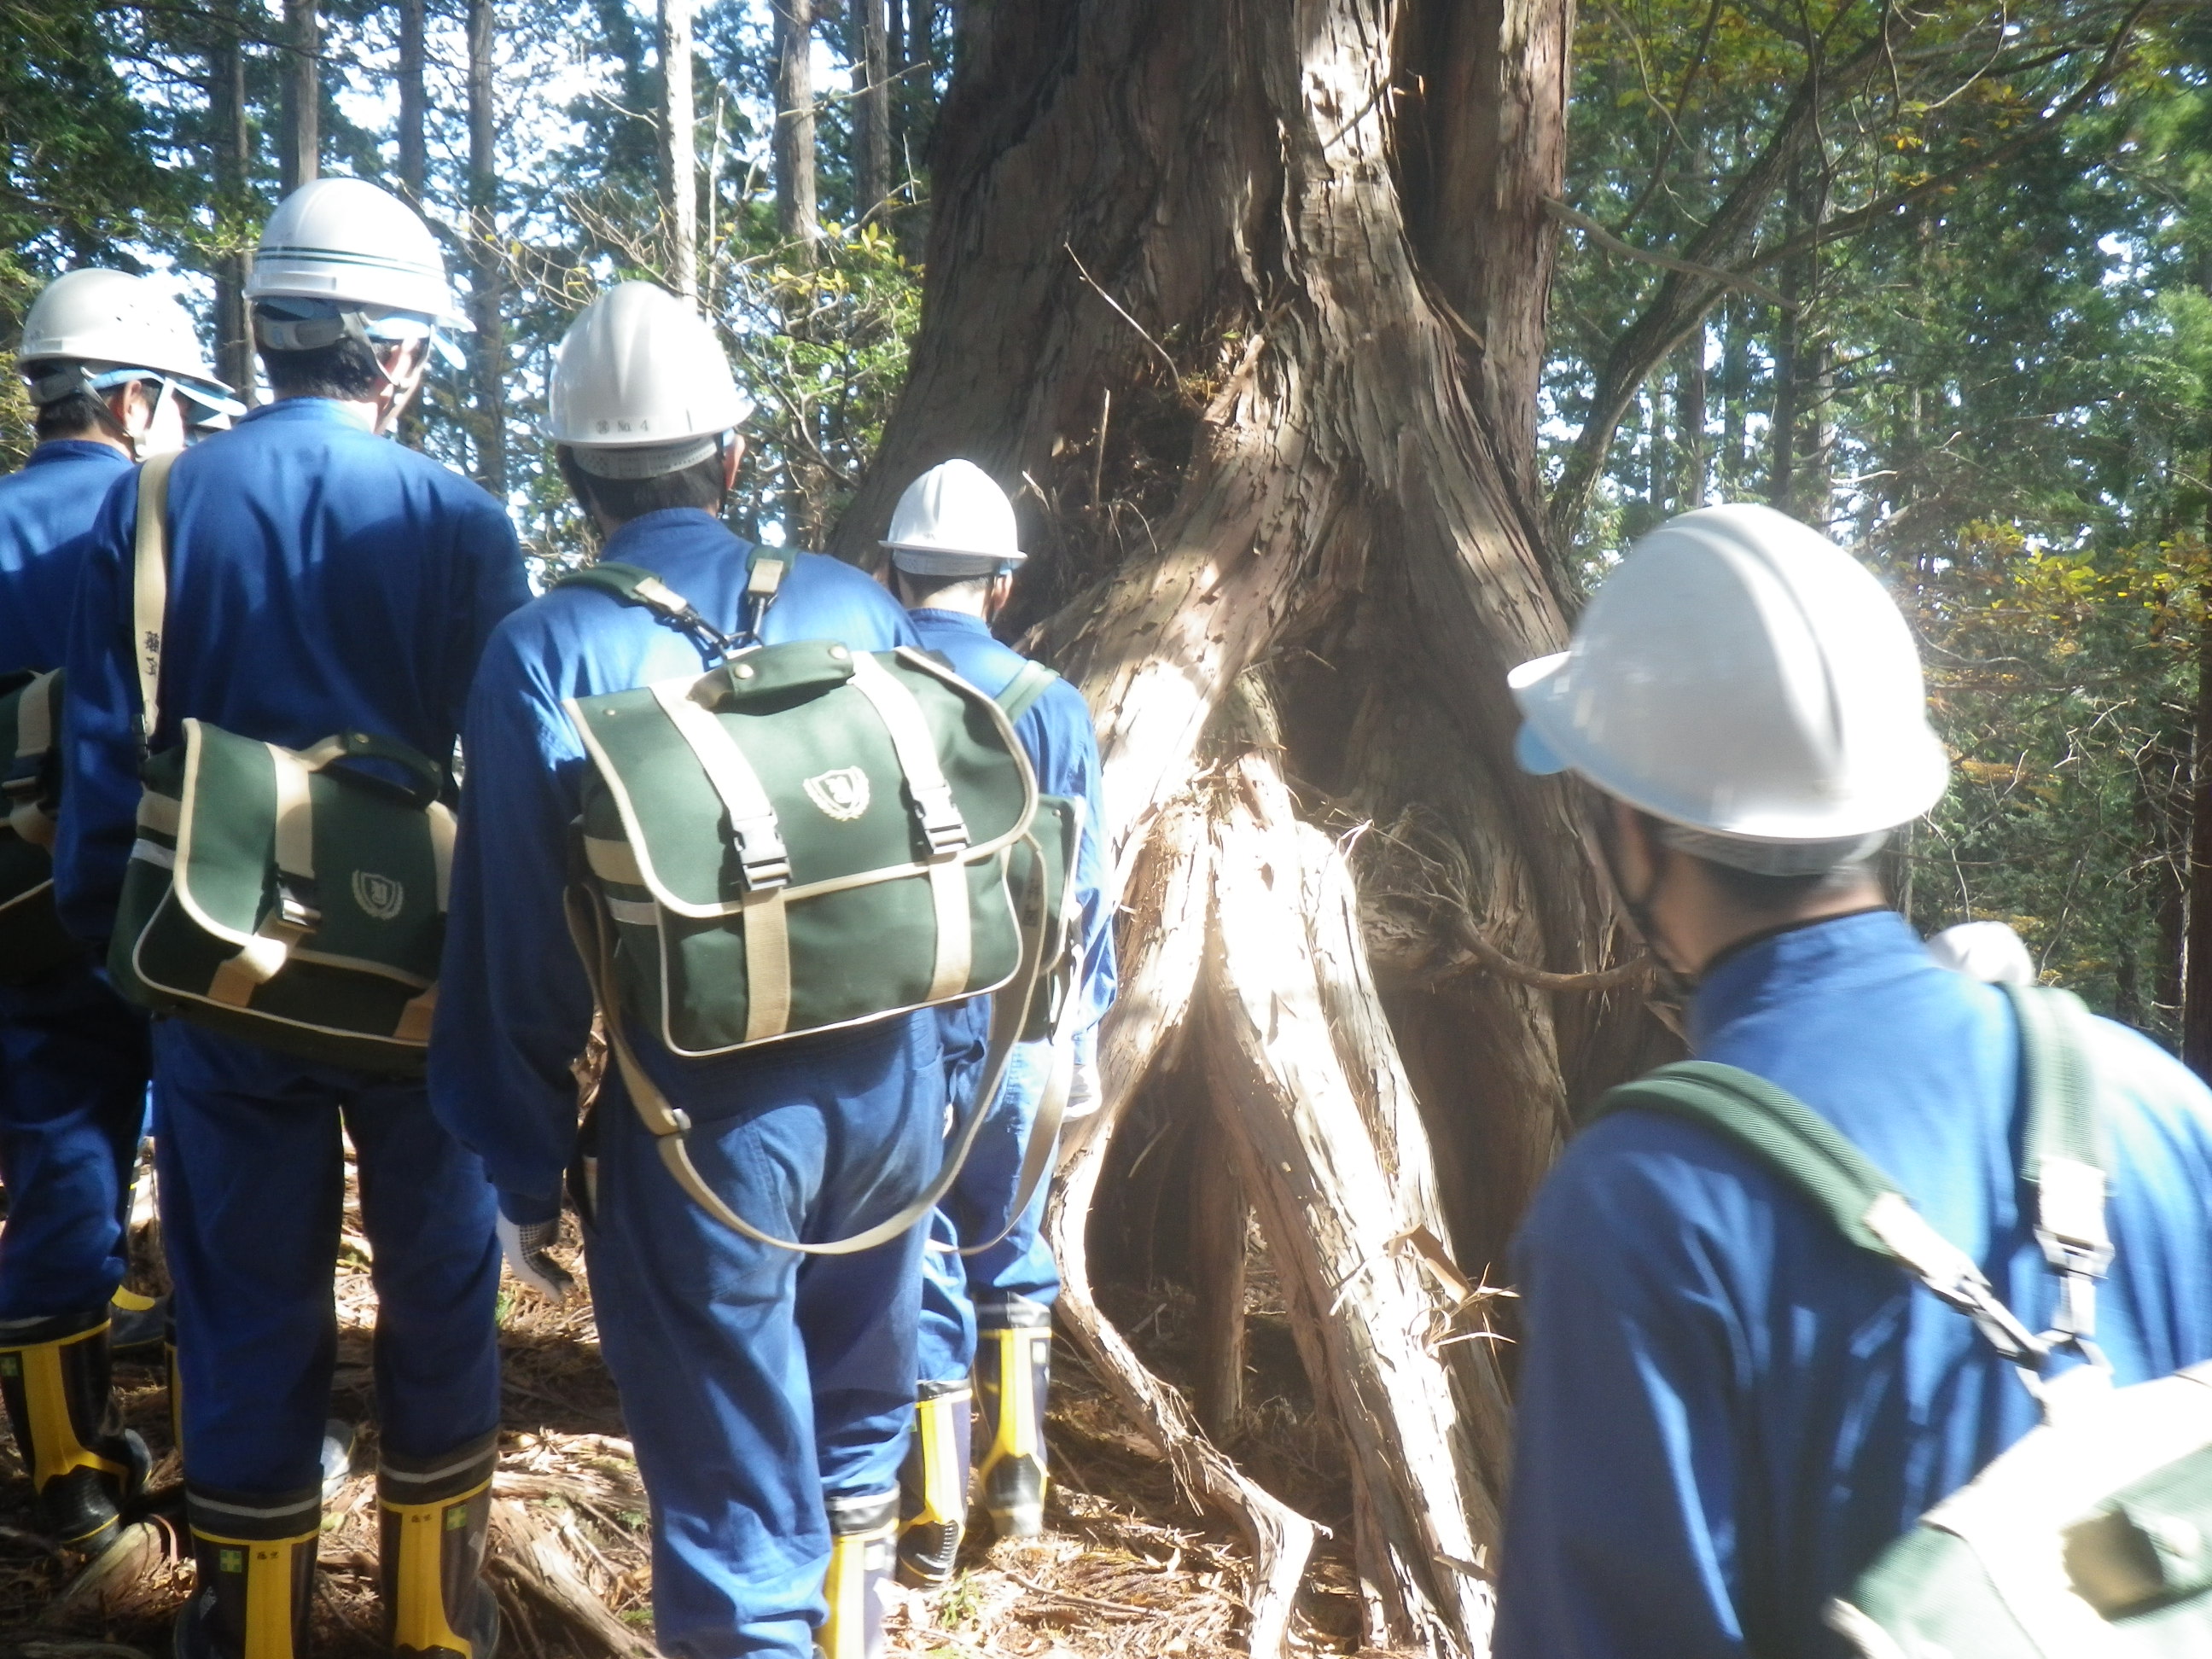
[0,1307,152,1553]
[818,1489,897,1659]
[172,1481,320,1659]
[379,1429,499,1659]
[974,1298,1051,1540]
[109,1288,168,1359]
[894,1381,971,1587]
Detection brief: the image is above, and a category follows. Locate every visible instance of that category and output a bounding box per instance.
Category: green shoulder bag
[0,667,83,983]
[108,451,457,1073]
[1599,985,2212,1658]
[560,558,1086,1254]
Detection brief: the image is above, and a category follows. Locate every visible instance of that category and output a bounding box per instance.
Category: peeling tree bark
[854,4,1669,1653]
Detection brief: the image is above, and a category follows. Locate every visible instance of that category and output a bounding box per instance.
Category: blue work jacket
[430,509,923,1212]
[55,399,528,940]
[907,608,1118,1056]
[0,440,133,675]
[1493,910,2212,1658]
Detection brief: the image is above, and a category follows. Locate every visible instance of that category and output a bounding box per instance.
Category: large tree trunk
[399,0,428,202]
[841,3,1664,1652]
[848,0,890,220]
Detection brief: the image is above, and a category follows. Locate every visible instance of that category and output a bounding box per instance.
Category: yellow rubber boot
[818,1490,896,1659]
[974,1302,1051,1540]
[0,1307,150,1553]
[175,1482,320,1659]
[894,1382,971,1587]
[379,1430,499,1659]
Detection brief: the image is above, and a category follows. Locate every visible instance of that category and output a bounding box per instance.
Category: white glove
[1062,1055,1102,1121]
[497,1213,575,1305]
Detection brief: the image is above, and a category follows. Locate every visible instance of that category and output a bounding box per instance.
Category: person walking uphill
[1490,505,2212,1658]
[54,178,529,1659]
[0,271,240,1556]
[879,461,1117,1586]
[430,281,946,1659]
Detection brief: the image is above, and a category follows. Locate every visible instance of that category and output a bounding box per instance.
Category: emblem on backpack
[803,767,870,822]
[351,870,405,921]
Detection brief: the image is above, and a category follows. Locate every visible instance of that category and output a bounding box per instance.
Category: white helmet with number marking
[548,282,754,479]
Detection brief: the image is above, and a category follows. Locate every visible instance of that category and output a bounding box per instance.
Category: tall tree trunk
[399,0,428,201]
[1720,294,1749,495]
[1678,335,1708,509]
[836,5,1664,1650]
[660,0,698,297]
[773,0,819,253]
[281,0,319,192]
[209,0,254,405]
[467,0,506,490]
[849,0,890,221]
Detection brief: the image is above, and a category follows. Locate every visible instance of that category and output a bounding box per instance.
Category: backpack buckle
[274,872,323,936]
[730,815,790,891]
[911,783,969,859]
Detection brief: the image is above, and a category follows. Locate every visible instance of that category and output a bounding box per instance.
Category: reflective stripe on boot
[895,1382,971,1587]
[177,1482,321,1659]
[0,1308,150,1552]
[820,1489,897,1659]
[379,1429,500,1659]
[974,1302,1051,1540]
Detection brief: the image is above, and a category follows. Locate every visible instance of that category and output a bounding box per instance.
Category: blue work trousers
[152,1022,501,1492]
[0,962,149,1320]
[584,1014,945,1659]
[917,1040,1059,1385]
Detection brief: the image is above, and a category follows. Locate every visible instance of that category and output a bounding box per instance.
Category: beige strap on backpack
[9,671,60,847]
[131,451,180,748]
[847,653,973,1002]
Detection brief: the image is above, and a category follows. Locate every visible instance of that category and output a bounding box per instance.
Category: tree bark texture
[207,0,254,405]
[468,0,507,492]
[660,0,698,297]
[773,0,819,253]
[847,4,1668,1652]
[281,0,319,193]
[399,0,428,202]
[849,0,891,219]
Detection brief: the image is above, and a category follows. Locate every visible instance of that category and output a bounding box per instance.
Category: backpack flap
[567,640,1039,1057]
[113,719,452,1071]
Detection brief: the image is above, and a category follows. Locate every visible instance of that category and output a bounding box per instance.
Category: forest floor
[0,1156,1364,1658]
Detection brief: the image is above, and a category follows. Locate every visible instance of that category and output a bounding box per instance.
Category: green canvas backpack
[558,559,1086,1254]
[1598,984,2212,1658]
[108,451,458,1073]
[0,667,83,983]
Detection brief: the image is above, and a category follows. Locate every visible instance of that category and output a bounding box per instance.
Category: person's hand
[496,1204,574,1305]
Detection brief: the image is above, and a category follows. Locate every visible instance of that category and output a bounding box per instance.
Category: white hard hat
[18,269,238,413]
[247,178,463,329]
[548,282,754,479]
[1925,921,2036,985]
[882,460,1024,576]
[1511,504,1948,855]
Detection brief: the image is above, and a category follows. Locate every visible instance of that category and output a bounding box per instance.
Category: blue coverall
[55,398,527,1493]
[1493,910,2212,1658]
[904,609,1116,1382]
[0,440,149,1324]
[430,509,946,1659]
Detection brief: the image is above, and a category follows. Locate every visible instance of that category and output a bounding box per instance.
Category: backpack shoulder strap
[132,451,179,749]
[1598,1062,1906,1254]
[1597,1060,2051,1365]
[995,659,1060,725]
[2004,983,2112,1341]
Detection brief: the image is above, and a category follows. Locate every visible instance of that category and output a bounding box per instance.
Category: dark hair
[32,388,117,442]
[556,445,727,526]
[892,568,995,608]
[259,334,387,400]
